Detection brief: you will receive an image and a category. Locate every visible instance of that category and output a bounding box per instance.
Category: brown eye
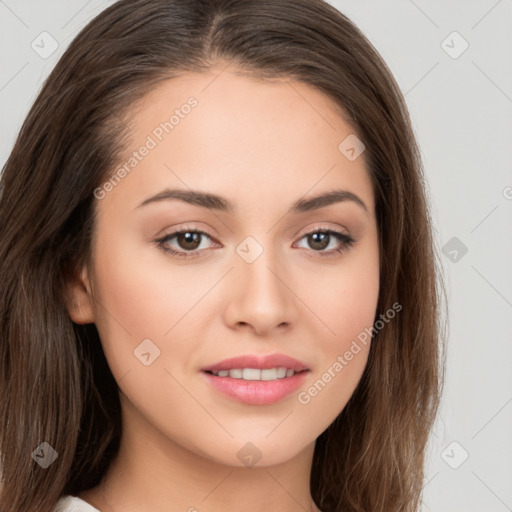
[155,227,219,259]
[306,231,330,251]
[295,228,355,257]
[175,231,202,251]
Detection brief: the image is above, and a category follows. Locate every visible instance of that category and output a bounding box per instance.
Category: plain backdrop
[1,1,511,511]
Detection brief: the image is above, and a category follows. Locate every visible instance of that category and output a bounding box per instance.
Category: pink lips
[201,353,310,405]
[201,353,309,373]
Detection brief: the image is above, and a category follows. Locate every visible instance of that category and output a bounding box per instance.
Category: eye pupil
[309,232,329,250]
[178,231,201,250]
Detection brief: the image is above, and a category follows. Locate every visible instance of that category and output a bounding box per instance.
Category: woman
[0,1,447,511]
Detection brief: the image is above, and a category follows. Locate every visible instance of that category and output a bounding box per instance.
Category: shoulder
[53,495,101,512]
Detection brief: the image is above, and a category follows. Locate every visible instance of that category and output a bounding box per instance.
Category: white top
[54,495,101,512]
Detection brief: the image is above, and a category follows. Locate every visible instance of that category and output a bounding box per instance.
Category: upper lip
[201,353,309,373]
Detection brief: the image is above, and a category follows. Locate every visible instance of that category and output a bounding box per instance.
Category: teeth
[243,368,261,380]
[211,366,299,380]
[276,367,287,378]
[261,368,277,380]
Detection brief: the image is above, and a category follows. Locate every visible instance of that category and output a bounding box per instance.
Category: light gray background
[1,1,511,511]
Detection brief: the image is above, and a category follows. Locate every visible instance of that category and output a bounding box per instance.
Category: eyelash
[155,224,355,260]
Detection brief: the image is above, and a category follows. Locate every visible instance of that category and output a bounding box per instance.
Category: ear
[64,264,95,324]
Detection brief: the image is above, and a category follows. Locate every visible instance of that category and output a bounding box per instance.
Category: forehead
[100,66,375,218]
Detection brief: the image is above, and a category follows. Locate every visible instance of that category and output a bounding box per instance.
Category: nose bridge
[237,235,285,300]
[225,234,296,332]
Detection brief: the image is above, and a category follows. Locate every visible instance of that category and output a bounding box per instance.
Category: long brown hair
[0,1,447,511]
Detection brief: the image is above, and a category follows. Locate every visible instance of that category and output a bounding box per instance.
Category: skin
[67,63,380,512]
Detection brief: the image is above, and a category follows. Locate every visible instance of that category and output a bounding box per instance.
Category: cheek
[291,240,379,413]
[294,236,380,349]
[90,223,248,398]
[89,229,209,379]
[293,291,377,430]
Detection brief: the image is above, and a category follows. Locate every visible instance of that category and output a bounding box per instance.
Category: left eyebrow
[291,189,368,214]
[136,188,369,214]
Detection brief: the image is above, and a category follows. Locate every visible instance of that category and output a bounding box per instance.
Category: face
[68,65,380,468]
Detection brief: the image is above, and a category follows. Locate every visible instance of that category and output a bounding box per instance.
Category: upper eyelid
[294,223,350,238]
[161,223,349,236]
[159,226,218,242]
[159,224,352,246]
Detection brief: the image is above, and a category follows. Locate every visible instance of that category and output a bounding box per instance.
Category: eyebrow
[136,188,368,214]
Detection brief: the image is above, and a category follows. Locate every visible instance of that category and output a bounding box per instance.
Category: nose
[222,247,298,336]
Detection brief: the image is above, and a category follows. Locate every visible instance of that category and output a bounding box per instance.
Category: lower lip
[201,370,309,405]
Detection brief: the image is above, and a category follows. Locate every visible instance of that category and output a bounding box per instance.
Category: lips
[200,353,310,405]
[201,353,309,373]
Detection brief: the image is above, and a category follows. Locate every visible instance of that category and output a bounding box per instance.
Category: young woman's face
[70,66,379,467]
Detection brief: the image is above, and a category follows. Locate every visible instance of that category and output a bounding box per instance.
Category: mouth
[200,353,310,405]
[201,352,309,374]
[203,367,309,380]
[201,360,310,405]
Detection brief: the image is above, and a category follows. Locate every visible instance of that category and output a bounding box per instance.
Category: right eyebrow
[136,188,234,211]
